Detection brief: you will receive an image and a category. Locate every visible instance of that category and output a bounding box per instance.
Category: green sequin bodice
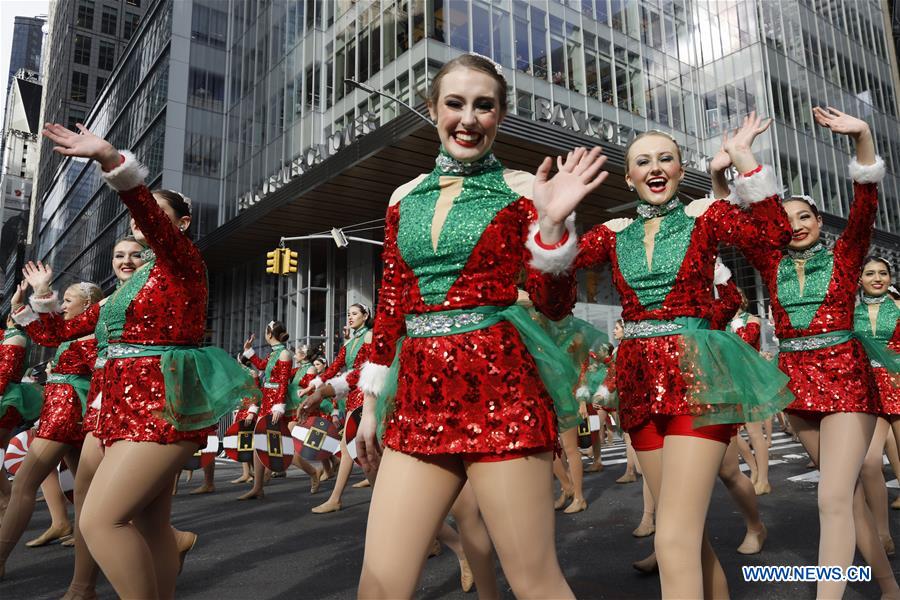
[854,300,900,344]
[776,249,834,330]
[264,344,285,383]
[98,260,155,345]
[615,205,696,310]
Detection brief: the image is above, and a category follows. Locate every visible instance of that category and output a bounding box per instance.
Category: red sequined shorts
[629,415,734,452]
[36,384,85,445]
[874,368,900,415]
[408,446,551,463]
[780,340,878,414]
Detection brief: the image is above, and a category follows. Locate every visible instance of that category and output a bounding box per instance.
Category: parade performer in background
[0,315,43,520]
[32,122,258,599]
[299,303,373,513]
[855,256,900,559]
[0,278,100,579]
[575,113,793,598]
[726,106,899,598]
[230,361,261,485]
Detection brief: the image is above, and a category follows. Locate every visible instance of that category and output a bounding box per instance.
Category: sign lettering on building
[533,99,710,173]
[239,112,379,210]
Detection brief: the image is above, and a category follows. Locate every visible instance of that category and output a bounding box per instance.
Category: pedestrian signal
[265,249,281,274]
[281,248,299,274]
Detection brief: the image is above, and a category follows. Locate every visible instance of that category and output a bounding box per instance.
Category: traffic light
[265,249,281,274]
[281,248,299,274]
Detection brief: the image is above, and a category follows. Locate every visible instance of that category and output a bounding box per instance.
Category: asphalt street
[2,428,894,599]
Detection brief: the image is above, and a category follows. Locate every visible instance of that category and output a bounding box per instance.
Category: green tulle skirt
[0,381,44,421]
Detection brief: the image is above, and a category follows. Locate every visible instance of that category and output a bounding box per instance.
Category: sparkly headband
[467,52,503,76]
[176,191,193,215]
[786,194,818,210]
[356,303,371,316]
[77,282,96,299]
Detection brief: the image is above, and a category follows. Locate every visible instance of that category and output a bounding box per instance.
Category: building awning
[199,110,718,272]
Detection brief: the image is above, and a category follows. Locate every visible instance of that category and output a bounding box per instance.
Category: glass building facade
[30,0,900,357]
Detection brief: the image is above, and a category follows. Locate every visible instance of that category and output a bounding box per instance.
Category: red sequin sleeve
[833,182,878,276]
[245,353,268,373]
[710,280,742,330]
[318,345,347,383]
[18,304,100,347]
[738,321,762,350]
[575,224,616,271]
[521,204,577,321]
[118,185,204,280]
[0,340,25,396]
[704,197,792,259]
[369,205,411,368]
[343,342,372,389]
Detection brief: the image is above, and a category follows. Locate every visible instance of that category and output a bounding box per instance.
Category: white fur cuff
[576,386,590,401]
[271,404,285,416]
[358,362,390,397]
[525,214,578,275]
[327,374,350,400]
[714,262,732,286]
[848,156,885,184]
[310,376,324,390]
[592,385,610,401]
[248,404,259,415]
[733,166,779,205]
[100,150,148,192]
[30,291,60,314]
[242,348,255,359]
[13,306,39,327]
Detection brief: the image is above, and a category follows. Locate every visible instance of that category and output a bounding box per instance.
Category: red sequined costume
[16,152,214,445]
[742,159,885,414]
[234,372,261,422]
[575,167,792,432]
[0,334,28,431]
[878,314,900,414]
[243,347,292,417]
[358,168,577,457]
[854,299,900,414]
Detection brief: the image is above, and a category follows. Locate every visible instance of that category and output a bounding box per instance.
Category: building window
[73,34,91,65]
[67,109,86,130]
[123,12,140,40]
[76,0,94,28]
[188,67,224,110]
[98,41,115,71]
[126,0,140,5]
[96,76,107,94]
[70,72,88,102]
[101,6,118,35]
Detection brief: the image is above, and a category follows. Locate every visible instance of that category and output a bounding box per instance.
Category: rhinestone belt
[779,334,849,352]
[405,311,489,336]
[623,320,685,339]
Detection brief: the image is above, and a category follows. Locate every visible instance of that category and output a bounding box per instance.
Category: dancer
[299,303,372,513]
[0,317,43,518]
[575,113,793,598]
[0,278,100,578]
[354,54,607,598]
[230,362,261,485]
[856,256,900,557]
[36,122,258,599]
[733,107,898,598]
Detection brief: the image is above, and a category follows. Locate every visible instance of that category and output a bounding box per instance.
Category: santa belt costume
[375,304,582,435]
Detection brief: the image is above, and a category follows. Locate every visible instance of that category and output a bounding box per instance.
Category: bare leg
[237,453,266,500]
[861,417,892,553]
[26,469,72,546]
[734,428,757,484]
[718,438,766,554]
[466,453,573,599]
[0,437,72,576]
[552,454,573,509]
[853,481,900,598]
[358,449,465,598]
[0,431,11,516]
[633,448,661,573]
[230,462,252,484]
[560,428,586,513]
[65,433,103,600]
[632,475,655,537]
[291,454,321,493]
[643,437,729,599]
[450,482,499,599]
[617,433,638,483]
[80,440,197,599]
[745,422,771,494]
[586,409,606,472]
[312,434,354,513]
[189,462,215,494]
[763,417,773,445]
[889,422,900,509]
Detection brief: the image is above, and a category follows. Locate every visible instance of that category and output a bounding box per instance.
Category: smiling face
[861,259,892,297]
[62,285,89,321]
[428,67,504,163]
[783,200,822,250]
[112,240,146,282]
[624,134,685,206]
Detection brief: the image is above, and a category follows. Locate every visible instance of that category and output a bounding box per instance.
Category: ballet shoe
[891,496,900,510]
[737,524,767,555]
[754,481,772,496]
[428,539,442,557]
[60,536,76,547]
[311,499,341,514]
[585,462,604,473]
[236,489,265,500]
[631,521,655,538]
[615,471,637,484]
[317,467,331,483]
[554,490,573,510]
[309,470,321,494]
[175,531,198,575]
[352,479,371,488]
[750,470,759,485]
[459,557,474,592]
[61,584,98,600]
[632,553,658,574]
[805,459,816,468]
[189,484,215,495]
[564,497,588,514]
[883,535,896,558]
[229,475,251,484]
[25,524,73,547]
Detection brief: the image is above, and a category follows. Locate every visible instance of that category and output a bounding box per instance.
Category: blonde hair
[67,282,103,305]
[623,130,683,170]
